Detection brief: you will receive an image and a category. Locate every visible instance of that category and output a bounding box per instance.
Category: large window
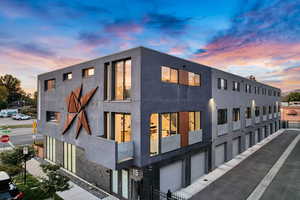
[161,66,178,83]
[188,72,201,86]
[63,142,76,173]
[113,59,131,100]
[82,67,95,77]
[232,81,240,91]
[44,79,55,91]
[245,84,251,93]
[218,78,227,90]
[188,111,201,131]
[269,105,272,114]
[232,108,240,121]
[46,111,60,123]
[46,136,56,162]
[104,113,131,143]
[245,107,251,119]
[161,113,178,137]
[255,106,260,117]
[111,169,129,199]
[217,109,227,125]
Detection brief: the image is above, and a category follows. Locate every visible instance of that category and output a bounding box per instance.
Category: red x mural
[62,84,98,139]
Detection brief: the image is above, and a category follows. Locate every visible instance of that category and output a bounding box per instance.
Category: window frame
[82,67,95,78]
[44,79,56,91]
[63,72,72,81]
[217,109,228,125]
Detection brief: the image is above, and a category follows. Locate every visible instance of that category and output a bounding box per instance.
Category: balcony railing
[263,115,267,121]
[255,117,260,124]
[245,118,252,127]
[84,137,134,170]
[269,113,273,119]
[161,134,181,153]
[217,123,228,136]
[188,130,203,145]
[232,121,241,131]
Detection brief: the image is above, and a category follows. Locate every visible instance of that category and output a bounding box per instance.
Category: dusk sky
[0,0,299,94]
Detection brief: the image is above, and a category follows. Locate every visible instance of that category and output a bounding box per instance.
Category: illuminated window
[63,72,72,81]
[46,136,56,162]
[113,59,131,100]
[232,108,240,121]
[150,113,159,156]
[44,79,55,91]
[189,111,201,131]
[161,66,178,83]
[245,107,251,119]
[63,142,76,173]
[82,67,95,77]
[188,72,201,86]
[218,78,227,90]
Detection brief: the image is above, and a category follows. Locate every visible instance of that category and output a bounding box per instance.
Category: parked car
[12,114,31,120]
[0,110,18,118]
[0,171,24,200]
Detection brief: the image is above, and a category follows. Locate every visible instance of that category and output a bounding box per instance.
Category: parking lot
[0,117,35,126]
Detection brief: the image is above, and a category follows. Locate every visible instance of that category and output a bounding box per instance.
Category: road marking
[247,133,300,200]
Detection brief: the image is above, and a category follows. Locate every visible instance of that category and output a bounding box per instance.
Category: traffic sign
[0,135,10,143]
[1,129,11,134]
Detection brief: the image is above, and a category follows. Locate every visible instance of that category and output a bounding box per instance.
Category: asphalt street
[0,128,43,148]
[190,130,300,200]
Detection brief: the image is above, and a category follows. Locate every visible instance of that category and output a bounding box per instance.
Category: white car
[12,114,31,120]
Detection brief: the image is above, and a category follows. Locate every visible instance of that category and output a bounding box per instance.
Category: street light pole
[23,146,28,184]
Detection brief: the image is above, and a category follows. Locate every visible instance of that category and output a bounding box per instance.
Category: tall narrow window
[104,63,110,100]
[263,106,267,115]
[44,79,56,91]
[82,67,95,77]
[218,78,227,90]
[63,142,76,173]
[246,107,251,119]
[232,81,240,91]
[112,170,118,194]
[269,105,272,114]
[46,136,56,162]
[217,109,227,125]
[150,113,159,156]
[113,59,131,100]
[232,108,240,121]
[189,111,201,131]
[255,107,260,117]
[114,113,131,143]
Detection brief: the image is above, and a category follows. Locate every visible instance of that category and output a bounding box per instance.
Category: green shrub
[0,146,35,166]
[0,164,22,176]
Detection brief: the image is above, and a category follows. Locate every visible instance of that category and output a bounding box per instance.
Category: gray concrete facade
[37,46,281,199]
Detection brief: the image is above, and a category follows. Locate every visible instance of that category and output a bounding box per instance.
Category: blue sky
[0,0,299,93]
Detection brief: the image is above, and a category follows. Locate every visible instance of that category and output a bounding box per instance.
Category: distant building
[281,102,300,128]
[37,47,281,199]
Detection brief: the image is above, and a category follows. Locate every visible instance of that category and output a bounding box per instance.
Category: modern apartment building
[37,47,281,199]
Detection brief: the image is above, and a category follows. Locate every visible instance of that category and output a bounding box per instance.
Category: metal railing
[150,188,186,200]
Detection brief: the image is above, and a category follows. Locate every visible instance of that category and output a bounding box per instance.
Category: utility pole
[23,146,28,184]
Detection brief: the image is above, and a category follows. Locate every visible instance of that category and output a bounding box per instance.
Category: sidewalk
[26,158,118,200]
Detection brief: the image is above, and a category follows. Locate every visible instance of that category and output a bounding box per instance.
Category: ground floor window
[111,169,129,199]
[46,136,56,162]
[63,142,76,173]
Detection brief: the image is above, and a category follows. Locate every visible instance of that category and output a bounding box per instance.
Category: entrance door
[232,137,240,158]
[191,152,206,183]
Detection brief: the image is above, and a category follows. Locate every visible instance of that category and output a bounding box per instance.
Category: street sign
[0,135,10,143]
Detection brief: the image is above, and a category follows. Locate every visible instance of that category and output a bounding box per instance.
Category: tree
[40,164,70,197]
[284,92,300,102]
[0,74,25,104]
[0,86,8,109]
[0,145,35,166]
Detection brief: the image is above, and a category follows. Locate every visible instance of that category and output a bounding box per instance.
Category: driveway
[190,129,300,200]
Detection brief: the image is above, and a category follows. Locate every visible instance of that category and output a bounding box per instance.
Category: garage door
[215,143,226,167]
[245,133,251,149]
[191,152,206,183]
[160,161,182,193]
[232,137,240,158]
